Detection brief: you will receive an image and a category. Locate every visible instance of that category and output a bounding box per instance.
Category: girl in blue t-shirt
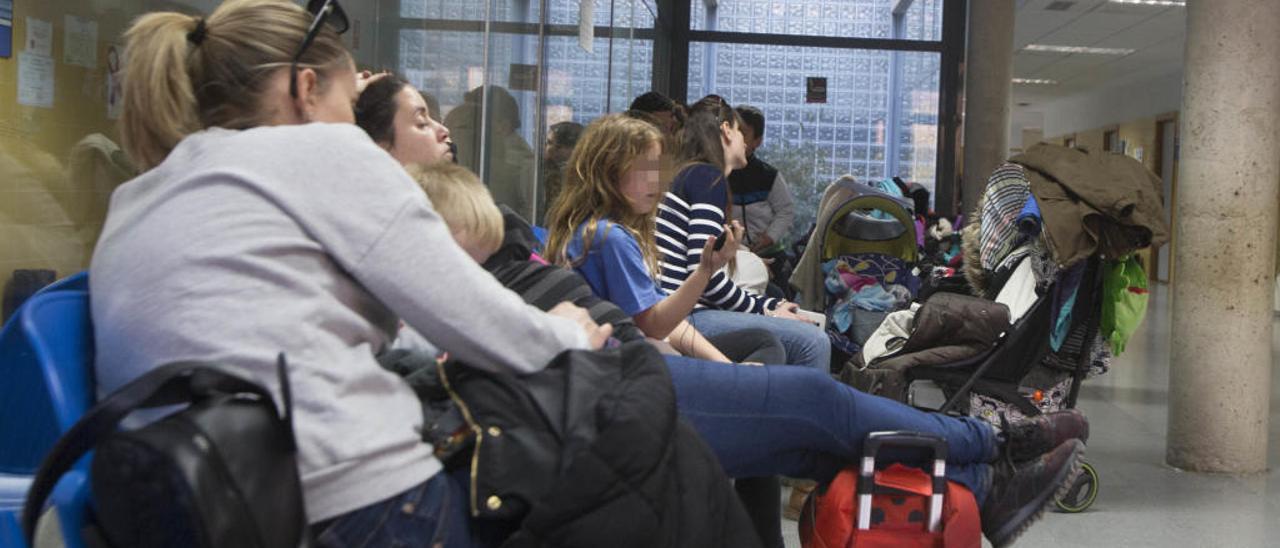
[545,114,746,362]
[543,113,1089,548]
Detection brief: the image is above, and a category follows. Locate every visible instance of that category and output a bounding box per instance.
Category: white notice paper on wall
[64,15,98,68]
[579,0,594,54]
[106,44,125,119]
[25,16,51,56]
[17,51,54,108]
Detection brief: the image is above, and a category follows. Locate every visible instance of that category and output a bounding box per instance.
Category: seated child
[407,162,784,365]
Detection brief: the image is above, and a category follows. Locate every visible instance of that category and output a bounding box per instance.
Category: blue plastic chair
[0,286,94,547]
[19,290,95,434]
[0,272,91,512]
[35,271,88,295]
[0,508,27,548]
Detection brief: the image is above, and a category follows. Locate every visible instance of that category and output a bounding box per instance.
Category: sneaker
[981,439,1085,548]
[1002,409,1089,462]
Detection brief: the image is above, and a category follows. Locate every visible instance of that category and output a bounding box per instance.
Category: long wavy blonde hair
[545,114,665,276]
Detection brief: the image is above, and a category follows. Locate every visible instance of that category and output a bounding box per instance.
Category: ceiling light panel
[1023,44,1137,55]
[1109,0,1185,6]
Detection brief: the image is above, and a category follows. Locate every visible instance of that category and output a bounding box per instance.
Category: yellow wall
[2,3,137,278]
[0,2,221,281]
[1118,117,1159,172]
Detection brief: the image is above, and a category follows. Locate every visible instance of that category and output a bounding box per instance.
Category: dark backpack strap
[22,360,278,540]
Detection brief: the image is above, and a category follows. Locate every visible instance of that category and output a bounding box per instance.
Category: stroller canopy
[819,181,918,265]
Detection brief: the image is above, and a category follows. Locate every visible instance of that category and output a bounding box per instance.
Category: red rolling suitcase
[798,431,982,548]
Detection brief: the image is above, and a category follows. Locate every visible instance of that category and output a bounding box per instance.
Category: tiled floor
[784,284,1280,547]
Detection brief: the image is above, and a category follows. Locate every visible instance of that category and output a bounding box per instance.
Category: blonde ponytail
[120,0,349,171]
[120,13,202,172]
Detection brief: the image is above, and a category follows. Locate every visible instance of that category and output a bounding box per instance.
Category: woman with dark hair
[656,96,832,375]
[355,75,454,167]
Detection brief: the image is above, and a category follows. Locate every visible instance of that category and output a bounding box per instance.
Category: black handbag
[384,340,658,521]
[22,355,310,548]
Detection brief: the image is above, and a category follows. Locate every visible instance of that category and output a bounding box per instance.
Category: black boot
[980,439,1085,548]
[1001,409,1090,462]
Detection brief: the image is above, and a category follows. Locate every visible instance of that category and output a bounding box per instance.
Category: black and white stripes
[656,164,779,315]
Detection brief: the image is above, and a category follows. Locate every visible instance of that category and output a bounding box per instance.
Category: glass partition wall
[0,0,962,310]
[370,0,655,222]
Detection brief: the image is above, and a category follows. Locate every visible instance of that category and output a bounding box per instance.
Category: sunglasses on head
[289,0,351,98]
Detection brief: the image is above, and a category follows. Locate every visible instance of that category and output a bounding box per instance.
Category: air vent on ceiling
[1045,1,1076,11]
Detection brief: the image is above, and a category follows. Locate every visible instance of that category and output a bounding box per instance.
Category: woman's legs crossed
[664,356,996,500]
[689,309,831,373]
[705,327,787,365]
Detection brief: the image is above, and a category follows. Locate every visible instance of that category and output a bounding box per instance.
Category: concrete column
[960,0,1015,215]
[1168,0,1280,473]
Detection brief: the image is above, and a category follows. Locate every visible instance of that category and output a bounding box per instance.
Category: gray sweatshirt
[90,123,588,523]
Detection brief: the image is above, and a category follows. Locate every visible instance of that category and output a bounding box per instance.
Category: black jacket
[381,342,760,548]
[495,342,760,548]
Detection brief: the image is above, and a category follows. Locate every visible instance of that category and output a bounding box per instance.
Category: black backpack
[22,356,310,548]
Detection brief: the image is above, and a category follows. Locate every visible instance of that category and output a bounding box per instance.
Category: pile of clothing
[822,254,919,355]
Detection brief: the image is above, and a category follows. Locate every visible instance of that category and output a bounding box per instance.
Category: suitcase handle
[857,431,948,533]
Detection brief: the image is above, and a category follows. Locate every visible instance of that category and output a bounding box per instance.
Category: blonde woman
[90,1,607,545]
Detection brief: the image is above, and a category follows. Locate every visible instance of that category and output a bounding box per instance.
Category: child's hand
[699,221,742,273]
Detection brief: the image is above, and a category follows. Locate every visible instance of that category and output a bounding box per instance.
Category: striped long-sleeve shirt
[657,163,780,314]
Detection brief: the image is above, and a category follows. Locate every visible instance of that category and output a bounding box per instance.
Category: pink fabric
[529,252,549,265]
[837,270,878,293]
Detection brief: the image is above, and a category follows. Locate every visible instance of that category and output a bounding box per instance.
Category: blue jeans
[314,472,472,548]
[665,356,994,502]
[689,309,831,373]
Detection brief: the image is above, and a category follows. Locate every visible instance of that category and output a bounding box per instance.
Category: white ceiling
[1011,0,1186,106]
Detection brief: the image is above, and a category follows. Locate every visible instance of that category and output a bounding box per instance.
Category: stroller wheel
[1054,461,1098,513]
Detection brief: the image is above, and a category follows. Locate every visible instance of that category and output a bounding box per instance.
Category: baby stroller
[848,145,1170,514]
[789,177,920,367]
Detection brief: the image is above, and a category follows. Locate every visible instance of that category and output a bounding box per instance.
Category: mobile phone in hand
[712,234,727,251]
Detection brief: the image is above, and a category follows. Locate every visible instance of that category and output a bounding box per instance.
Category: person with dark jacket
[729,105,795,255]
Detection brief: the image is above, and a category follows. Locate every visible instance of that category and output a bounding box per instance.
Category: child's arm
[666,320,731,363]
[634,229,738,338]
